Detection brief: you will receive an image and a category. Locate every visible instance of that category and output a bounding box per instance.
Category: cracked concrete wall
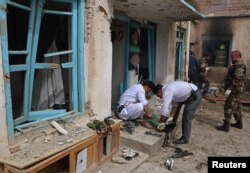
[85,0,114,118]
[155,22,176,84]
[0,37,8,147]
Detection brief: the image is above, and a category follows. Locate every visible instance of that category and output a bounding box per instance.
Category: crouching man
[117,80,155,121]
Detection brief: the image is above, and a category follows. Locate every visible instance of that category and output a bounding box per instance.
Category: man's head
[142,80,155,94]
[231,50,242,64]
[189,50,195,56]
[203,53,211,62]
[153,84,163,98]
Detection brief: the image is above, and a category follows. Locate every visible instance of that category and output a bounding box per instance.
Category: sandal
[121,146,139,161]
[145,131,162,137]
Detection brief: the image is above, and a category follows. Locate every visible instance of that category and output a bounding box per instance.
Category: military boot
[216,120,230,132]
[231,119,243,129]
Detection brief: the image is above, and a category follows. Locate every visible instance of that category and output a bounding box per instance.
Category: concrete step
[133,162,169,173]
[95,149,149,173]
[120,125,165,156]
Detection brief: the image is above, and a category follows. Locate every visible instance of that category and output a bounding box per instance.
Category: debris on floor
[121,146,139,161]
[51,120,68,135]
[165,158,174,171]
[120,121,138,134]
[87,117,114,135]
[171,148,193,158]
[145,130,162,137]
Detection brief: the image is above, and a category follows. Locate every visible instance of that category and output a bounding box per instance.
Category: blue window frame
[0,0,85,138]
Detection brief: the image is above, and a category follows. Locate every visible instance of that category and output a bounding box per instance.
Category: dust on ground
[142,98,250,173]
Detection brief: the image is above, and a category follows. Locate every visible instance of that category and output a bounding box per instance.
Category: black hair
[153,84,163,94]
[203,53,211,57]
[141,80,155,90]
[189,50,195,56]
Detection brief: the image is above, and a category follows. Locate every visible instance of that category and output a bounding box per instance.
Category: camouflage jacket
[198,57,208,74]
[224,61,246,94]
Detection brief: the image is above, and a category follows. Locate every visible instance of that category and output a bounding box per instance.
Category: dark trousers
[188,72,198,86]
[181,90,202,142]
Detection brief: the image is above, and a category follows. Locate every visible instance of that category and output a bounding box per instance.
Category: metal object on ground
[165,158,174,171]
[157,122,166,131]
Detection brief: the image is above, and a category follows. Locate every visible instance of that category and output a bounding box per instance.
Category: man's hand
[224,89,231,96]
[166,117,173,125]
[146,113,152,119]
[158,115,166,123]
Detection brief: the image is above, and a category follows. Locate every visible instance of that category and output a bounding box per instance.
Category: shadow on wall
[206,67,227,86]
[207,67,250,92]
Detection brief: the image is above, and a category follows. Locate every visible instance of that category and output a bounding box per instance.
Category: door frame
[114,16,155,92]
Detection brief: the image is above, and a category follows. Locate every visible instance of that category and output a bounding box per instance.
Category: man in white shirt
[153,81,202,144]
[117,80,155,120]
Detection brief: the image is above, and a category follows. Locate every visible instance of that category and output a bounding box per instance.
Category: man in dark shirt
[188,51,199,85]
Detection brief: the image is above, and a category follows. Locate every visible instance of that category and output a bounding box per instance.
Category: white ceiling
[114,0,203,23]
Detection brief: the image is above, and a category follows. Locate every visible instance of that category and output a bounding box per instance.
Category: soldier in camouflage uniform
[198,54,211,95]
[216,50,246,132]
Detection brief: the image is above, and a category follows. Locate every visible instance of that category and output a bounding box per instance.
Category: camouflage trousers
[224,93,242,123]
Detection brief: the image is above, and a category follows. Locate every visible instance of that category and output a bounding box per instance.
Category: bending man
[153,81,202,144]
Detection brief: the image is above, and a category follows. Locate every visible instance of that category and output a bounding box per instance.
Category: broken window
[1,0,84,136]
[202,36,232,67]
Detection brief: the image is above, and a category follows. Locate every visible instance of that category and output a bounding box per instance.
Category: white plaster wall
[0,37,8,146]
[166,22,176,83]
[85,0,113,118]
[230,18,250,78]
[129,70,138,86]
[111,22,126,106]
[155,22,176,85]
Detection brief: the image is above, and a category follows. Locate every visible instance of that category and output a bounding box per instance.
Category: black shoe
[231,119,243,129]
[173,138,188,144]
[171,150,193,158]
[216,120,229,132]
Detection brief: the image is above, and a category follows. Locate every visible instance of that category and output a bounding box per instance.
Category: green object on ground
[148,114,159,129]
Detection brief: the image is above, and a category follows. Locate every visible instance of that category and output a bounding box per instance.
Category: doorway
[111,18,155,108]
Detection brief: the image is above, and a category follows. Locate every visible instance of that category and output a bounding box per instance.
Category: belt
[117,105,125,113]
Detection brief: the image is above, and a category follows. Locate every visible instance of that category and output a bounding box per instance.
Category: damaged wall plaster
[85,0,113,118]
[155,22,176,84]
[85,101,96,117]
[85,0,95,43]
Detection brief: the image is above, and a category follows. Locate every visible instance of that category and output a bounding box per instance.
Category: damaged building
[0,0,202,172]
[190,0,250,90]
